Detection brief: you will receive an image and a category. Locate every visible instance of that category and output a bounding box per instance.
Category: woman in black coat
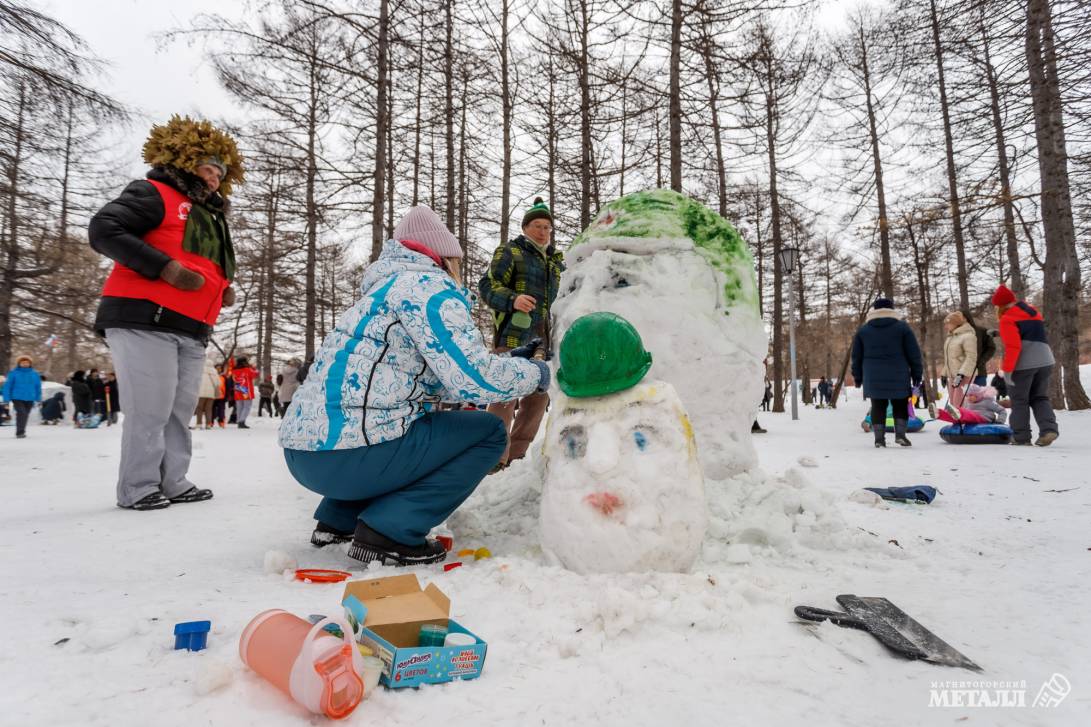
[67,370,93,422]
[851,298,924,447]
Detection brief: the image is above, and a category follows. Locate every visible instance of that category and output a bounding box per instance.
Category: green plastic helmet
[556,312,653,398]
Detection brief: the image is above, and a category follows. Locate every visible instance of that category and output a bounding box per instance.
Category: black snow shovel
[795,595,982,672]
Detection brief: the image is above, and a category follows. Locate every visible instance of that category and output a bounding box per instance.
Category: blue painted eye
[633,431,647,451]
[560,426,587,458]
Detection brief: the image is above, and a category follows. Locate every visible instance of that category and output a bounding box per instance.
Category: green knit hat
[556,313,653,398]
[521,197,553,228]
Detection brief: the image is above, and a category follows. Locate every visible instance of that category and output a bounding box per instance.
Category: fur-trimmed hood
[865,308,905,323]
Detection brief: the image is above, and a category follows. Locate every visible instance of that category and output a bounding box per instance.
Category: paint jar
[360,656,384,695]
[444,632,476,648]
[418,624,448,647]
[239,609,364,719]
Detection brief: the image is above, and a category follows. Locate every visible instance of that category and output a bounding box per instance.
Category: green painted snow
[571,189,757,309]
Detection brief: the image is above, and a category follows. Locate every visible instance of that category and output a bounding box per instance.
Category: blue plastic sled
[939,423,1013,445]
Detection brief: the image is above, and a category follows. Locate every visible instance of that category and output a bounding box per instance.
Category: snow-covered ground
[2,398,1089,726]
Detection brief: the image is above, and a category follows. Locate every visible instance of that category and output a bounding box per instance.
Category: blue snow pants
[283,410,507,545]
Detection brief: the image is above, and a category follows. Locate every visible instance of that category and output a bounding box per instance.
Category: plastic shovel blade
[837,595,982,672]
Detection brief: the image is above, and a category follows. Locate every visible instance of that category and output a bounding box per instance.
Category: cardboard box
[343,574,487,688]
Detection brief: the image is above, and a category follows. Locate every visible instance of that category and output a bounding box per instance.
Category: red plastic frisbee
[294,568,352,583]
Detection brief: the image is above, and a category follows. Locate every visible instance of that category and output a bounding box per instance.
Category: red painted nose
[584,491,622,515]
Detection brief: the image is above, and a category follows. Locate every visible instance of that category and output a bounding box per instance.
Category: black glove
[530,359,550,392]
[509,338,542,359]
[953,374,964,388]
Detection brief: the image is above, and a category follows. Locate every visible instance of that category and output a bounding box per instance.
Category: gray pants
[106,328,206,506]
[236,398,253,424]
[1009,365,1058,443]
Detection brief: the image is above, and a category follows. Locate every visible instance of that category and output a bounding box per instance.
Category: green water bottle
[510,310,532,329]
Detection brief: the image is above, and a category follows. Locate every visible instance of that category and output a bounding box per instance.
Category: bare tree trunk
[578,0,592,228]
[0,85,25,369]
[929,0,969,309]
[699,28,727,216]
[411,15,425,207]
[386,77,395,240]
[546,55,558,247]
[764,59,787,413]
[668,0,683,192]
[499,0,513,245]
[304,47,319,359]
[978,6,1023,297]
[858,26,893,299]
[1025,0,1090,410]
[444,0,456,232]
[370,0,390,263]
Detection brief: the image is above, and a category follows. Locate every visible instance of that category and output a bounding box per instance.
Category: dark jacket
[41,391,66,420]
[960,310,996,379]
[89,167,233,342]
[106,378,120,412]
[68,376,93,414]
[89,376,106,401]
[478,235,564,350]
[851,309,923,400]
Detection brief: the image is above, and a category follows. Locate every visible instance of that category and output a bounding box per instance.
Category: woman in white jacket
[279,206,549,566]
[194,357,220,429]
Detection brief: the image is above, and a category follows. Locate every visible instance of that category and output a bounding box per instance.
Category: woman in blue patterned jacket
[279,206,549,566]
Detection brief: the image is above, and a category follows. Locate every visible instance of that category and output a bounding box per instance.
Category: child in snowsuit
[964,385,1007,424]
[41,391,67,424]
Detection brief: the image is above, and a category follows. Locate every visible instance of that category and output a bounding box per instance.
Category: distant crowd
[0,353,308,437]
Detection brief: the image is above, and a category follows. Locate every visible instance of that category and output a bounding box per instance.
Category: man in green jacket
[478,197,564,469]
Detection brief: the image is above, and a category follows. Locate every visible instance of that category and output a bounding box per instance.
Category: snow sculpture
[551,189,766,480]
[540,312,706,574]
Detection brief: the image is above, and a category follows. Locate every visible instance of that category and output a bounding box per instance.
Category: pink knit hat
[392,206,463,259]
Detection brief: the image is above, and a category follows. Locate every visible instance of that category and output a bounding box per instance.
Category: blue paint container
[173,620,211,651]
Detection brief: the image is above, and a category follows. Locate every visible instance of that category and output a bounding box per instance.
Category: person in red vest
[992,284,1058,446]
[88,116,243,510]
[231,356,259,429]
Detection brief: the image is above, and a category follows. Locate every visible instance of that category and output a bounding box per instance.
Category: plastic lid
[295,569,352,583]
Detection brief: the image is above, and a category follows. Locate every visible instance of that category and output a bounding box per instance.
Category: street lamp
[779,246,800,421]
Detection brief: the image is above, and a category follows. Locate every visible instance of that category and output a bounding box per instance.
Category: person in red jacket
[992,284,1058,446]
[89,116,244,510]
[231,356,259,429]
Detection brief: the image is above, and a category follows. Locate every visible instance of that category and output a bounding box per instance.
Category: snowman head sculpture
[540,313,707,574]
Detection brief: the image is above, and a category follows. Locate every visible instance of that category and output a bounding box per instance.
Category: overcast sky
[40,0,244,178]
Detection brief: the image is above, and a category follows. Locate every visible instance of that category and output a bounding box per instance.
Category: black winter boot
[894,419,912,447]
[311,522,353,548]
[348,521,446,567]
[873,423,886,448]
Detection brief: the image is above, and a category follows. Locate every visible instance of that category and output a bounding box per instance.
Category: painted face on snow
[539,380,707,574]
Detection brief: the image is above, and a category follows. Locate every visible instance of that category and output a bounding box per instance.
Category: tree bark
[668,0,683,192]
[304,37,319,359]
[370,0,390,263]
[578,0,593,228]
[858,25,893,299]
[1025,0,1090,410]
[0,85,25,369]
[929,0,969,309]
[499,0,512,245]
[444,0,456,231]
[977,6,1023,297]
